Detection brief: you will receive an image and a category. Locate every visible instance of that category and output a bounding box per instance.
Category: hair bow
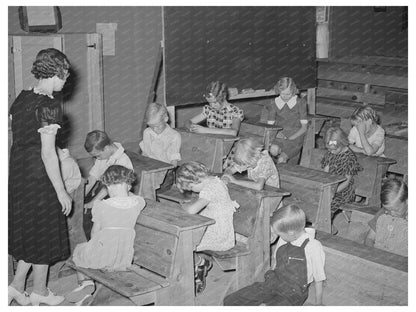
[328,140,337,145]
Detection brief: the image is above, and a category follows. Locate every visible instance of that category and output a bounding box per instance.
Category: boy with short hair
[139,102,181,166]
[223,204,326,306]
[83,130,133,239]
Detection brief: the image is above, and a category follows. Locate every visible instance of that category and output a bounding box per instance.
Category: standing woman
[9,48,72,306]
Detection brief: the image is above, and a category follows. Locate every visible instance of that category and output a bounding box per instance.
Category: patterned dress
[321,148,362,212]
[197,177,239,252]
[202,102,244,129]
[9,90,70,265]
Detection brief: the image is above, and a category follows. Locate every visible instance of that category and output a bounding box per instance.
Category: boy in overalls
[224,204,326,306]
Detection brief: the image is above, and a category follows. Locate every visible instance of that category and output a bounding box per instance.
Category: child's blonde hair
[100,165,136,186]
[381,179,408,217]
[233,137,264,167]
[84,130,112,152]
[145,102,168,123]
[176,161,209,191]
[350,105,379,124]
[271,204,306,234]
[204,81,228,103]
[325,127,349,149]
[273,77,298,96]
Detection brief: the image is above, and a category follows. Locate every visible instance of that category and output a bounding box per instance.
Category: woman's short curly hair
[176,161,209,192]
[31,48,70,80]
[100,165,136,186]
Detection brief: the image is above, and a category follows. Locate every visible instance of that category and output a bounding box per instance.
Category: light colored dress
[73,194,146,271]
[248,151,280,188]
[348,125,385,156]
[197,177,239,252]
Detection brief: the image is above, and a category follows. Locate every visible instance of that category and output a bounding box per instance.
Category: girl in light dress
[176,161,239,294]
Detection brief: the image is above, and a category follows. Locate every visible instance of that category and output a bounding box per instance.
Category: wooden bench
[304,230,407,306]
[278,163,346,233]
[157,182,290,298]
[306,148,396,207]
[67,199,214,305]
[176,128,239,173]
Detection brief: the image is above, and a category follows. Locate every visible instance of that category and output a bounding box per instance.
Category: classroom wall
[329,7,407,58]
[8,6,163,144]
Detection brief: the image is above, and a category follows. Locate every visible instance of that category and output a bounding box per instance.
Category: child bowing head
[380,178,408,218]
[100,164,136,195]
[348,105,385,156]
[140,102,181,166]
[223,137,280,191]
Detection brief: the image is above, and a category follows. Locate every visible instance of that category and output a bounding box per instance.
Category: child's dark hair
[176,161,209,192]
[325,127,349,149]
[100,165,136,186]
[84,130,112,152]
[271,204,306,234]
[381,179,408,216]
[350,105,379,124]
[204,81,228,103]
[273,77,298,95]
[31,48,70,80]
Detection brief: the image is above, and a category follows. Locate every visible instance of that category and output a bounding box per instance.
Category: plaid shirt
[202,103,244,129]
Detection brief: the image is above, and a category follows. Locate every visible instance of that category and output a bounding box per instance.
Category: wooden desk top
[140,199,214,232]
[177,128,240,142]
[242,118,282,130]
[126,151,174,173]
[279,163,346,187]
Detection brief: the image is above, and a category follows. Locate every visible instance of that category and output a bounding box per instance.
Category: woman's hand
[269,144,281,156]
[57,190,72,216]
[190,124,206,133]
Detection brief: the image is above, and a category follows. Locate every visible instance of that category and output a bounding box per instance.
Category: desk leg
[315,186,332,234]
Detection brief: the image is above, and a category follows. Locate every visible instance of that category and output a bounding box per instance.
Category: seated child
[265,77,308,164]
[321,127,362,235]
[139,102,181,166]
[185,81,244,136]
[222,137,280,190]
[224,204,326,306]
[176,161,239,294]
[69,165,145,304]
[365,179,408,256]
[83,130,133,240]
[57,147,82,195]
[348,105,385,157]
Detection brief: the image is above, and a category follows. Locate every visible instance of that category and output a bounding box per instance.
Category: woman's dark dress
[9,90,70,265]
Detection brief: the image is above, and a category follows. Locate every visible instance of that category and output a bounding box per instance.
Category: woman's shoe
[29,288,65,306]
[8,286,30,305]
[65,279,95,303]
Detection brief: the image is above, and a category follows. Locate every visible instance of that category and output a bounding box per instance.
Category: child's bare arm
[91,220,101,238]
[364,229,376,247]
[181,198,210,214]
[337,174,352,192]
[314,280,324,305]
[349,144,364,153]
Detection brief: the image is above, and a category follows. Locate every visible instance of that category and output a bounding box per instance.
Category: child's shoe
[29,288,64,306]
[65,279,95,303]
[8,285,30,305]
[194,258,213,295]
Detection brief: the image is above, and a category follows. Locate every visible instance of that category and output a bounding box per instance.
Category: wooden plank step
[66,261,166,298]
[204,241,250,260]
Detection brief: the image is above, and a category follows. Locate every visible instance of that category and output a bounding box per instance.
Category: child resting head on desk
[176,161,239,294]
[185,81,244,136]
[224,204,326,306]
[139,102,181,167]
[222,137,280,190]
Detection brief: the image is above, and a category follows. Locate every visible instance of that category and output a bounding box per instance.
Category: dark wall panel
[164,7,316,106]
